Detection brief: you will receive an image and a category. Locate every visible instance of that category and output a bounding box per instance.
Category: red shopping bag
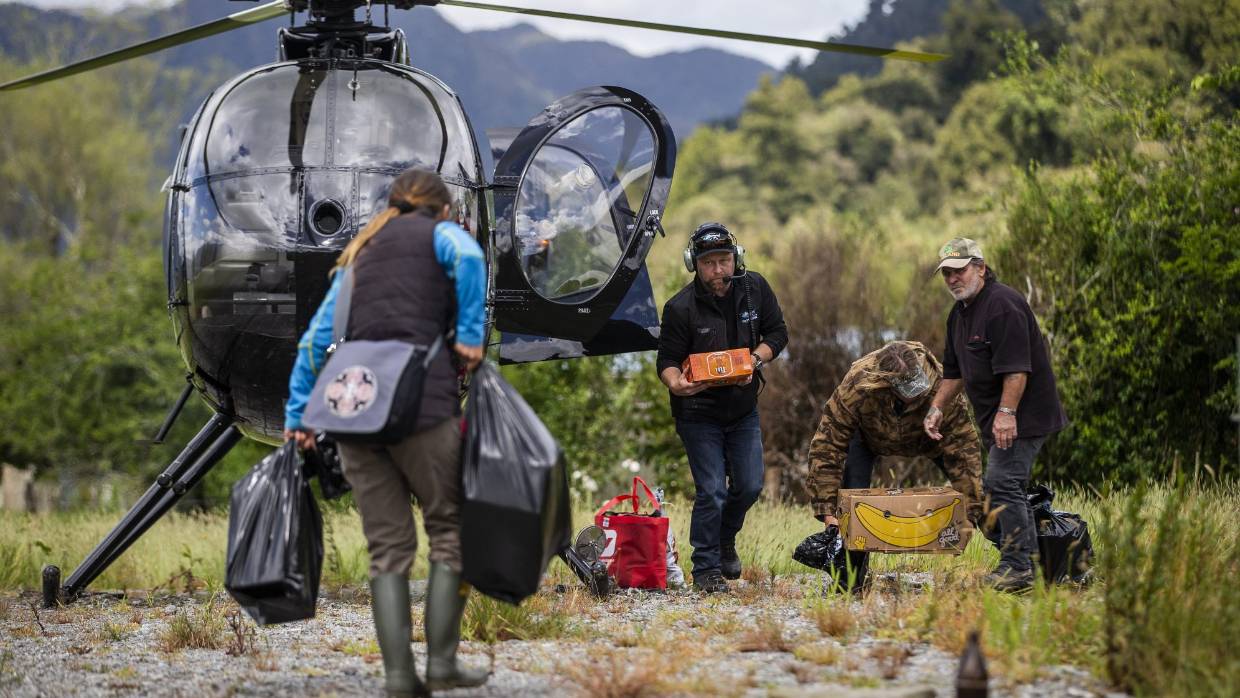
[594,477,669,590]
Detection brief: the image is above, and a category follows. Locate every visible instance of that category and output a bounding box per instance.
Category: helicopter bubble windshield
[170,59,483,435]
[515,106,655,302]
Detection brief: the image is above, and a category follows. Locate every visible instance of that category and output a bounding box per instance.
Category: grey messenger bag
[302,267,444,443]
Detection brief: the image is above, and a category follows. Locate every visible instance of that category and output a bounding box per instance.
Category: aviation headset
[683,222,746,274]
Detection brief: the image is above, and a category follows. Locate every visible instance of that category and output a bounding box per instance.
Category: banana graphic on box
[853,498,960,548]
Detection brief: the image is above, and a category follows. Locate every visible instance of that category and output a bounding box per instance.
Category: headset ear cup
[735,245,746,270]
[683,246,695,273]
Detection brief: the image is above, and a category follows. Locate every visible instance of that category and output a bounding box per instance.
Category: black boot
[720,541,742,580]
[369,574,429,698]
[425,563,489,690]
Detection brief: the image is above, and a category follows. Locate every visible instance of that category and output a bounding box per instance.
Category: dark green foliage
[997,97,1239,480]
[936,0,1027,93]
[0,56,267,506]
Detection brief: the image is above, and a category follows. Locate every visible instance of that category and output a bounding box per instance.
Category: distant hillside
[0,1,771,147]
[790,0,1056,95]
[474,23,771,134]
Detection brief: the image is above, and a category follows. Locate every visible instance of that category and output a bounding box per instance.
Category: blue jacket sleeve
[284,271,344,430]
[433,221,487,347]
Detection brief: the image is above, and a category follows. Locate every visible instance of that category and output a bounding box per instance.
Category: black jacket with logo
[656,271,788,425]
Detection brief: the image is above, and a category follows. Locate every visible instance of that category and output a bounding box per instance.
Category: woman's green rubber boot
[425,563,490,690]
[370,574,430,698]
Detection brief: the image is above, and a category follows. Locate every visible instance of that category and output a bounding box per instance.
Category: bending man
[808,340,984,589]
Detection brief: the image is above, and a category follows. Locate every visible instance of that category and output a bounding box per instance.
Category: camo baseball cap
[935,237,983,272]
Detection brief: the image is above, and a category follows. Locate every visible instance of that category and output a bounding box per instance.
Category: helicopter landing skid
[41,413,241,607]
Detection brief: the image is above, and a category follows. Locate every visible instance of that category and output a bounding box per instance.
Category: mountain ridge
[0,1,772,142]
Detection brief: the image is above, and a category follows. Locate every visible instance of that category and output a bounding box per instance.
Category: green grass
[1,483,1237,696]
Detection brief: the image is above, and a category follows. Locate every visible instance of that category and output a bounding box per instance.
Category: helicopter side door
[490,86,675,349]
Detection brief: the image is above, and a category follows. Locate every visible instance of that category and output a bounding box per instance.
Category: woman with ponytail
[283,168,488,697]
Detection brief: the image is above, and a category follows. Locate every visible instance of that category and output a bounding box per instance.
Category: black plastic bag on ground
[225,441,323,624]
[1027,484,1093,584]
[460,363,571,604]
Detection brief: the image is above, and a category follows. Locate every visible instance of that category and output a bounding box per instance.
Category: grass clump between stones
[157,594,227,652]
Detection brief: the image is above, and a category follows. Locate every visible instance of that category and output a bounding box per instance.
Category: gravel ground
[0,574,1121,698]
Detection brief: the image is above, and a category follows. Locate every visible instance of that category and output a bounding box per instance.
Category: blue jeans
[675,409,765,575]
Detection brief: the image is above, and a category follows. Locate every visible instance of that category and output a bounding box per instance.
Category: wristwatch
[751,354,765,371]
[997,406,1017,416]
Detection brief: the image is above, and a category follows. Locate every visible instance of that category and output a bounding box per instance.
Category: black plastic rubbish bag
[793,526,844,571]
[794,526,866,592]
[225,441,323,625]
[460,363,571,604]
[1027,484,1093,584]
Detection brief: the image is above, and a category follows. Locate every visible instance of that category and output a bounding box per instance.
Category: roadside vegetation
[2,482,1238,694]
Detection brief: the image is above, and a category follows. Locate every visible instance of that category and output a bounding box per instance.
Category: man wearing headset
[656,223,788,593]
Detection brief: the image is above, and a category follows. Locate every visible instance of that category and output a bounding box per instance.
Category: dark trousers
[838,433,875,587]
[983,436,1046,573]
[675,409,764,575]
[336,418,464,577]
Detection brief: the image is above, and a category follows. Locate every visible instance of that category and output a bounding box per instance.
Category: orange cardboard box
[681,349,754,386]
[838,486,972,554]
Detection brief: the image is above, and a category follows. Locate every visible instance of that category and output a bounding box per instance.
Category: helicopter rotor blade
[438,0,946,63]
[0,1,288,92]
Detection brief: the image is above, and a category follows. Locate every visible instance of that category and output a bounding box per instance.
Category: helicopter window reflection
[516,106,655,302]
[206,65,329,174]
[333,64,447,171]
[181,175,299,320]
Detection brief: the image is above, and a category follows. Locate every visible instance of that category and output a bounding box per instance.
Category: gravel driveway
[0,574,1118,697]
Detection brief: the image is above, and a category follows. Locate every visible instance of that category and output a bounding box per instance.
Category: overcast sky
[14,0,872,68]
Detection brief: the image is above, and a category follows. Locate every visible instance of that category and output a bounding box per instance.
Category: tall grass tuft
[1098,482,1240,696]
[461,592,570,643]
[157,594,228,652]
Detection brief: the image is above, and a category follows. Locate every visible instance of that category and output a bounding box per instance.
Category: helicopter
[1,0,944,606]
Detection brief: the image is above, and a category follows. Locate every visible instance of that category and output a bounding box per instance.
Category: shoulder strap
[743,274,767,394]
[331,267,354,343]
[743,275,758,351]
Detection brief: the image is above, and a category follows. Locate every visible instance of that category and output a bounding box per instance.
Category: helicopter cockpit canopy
[167,59,485,435]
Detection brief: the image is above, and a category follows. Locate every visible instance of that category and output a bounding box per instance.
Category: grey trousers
[983,435,1046,573]
[337,417,463,577]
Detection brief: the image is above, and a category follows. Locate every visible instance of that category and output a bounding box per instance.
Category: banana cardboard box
[838,487,971,554]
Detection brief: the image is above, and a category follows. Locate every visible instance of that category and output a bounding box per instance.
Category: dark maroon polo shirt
[942,280,1068,442]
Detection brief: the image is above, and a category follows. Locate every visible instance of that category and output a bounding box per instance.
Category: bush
[996,86,1239,482]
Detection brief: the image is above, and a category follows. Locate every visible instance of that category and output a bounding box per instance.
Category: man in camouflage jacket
[807,340,983,588]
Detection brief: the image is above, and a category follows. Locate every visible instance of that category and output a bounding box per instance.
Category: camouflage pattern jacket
[807,343,984,522]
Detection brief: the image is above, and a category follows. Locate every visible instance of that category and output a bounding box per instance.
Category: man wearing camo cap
[923,238,1068,592]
